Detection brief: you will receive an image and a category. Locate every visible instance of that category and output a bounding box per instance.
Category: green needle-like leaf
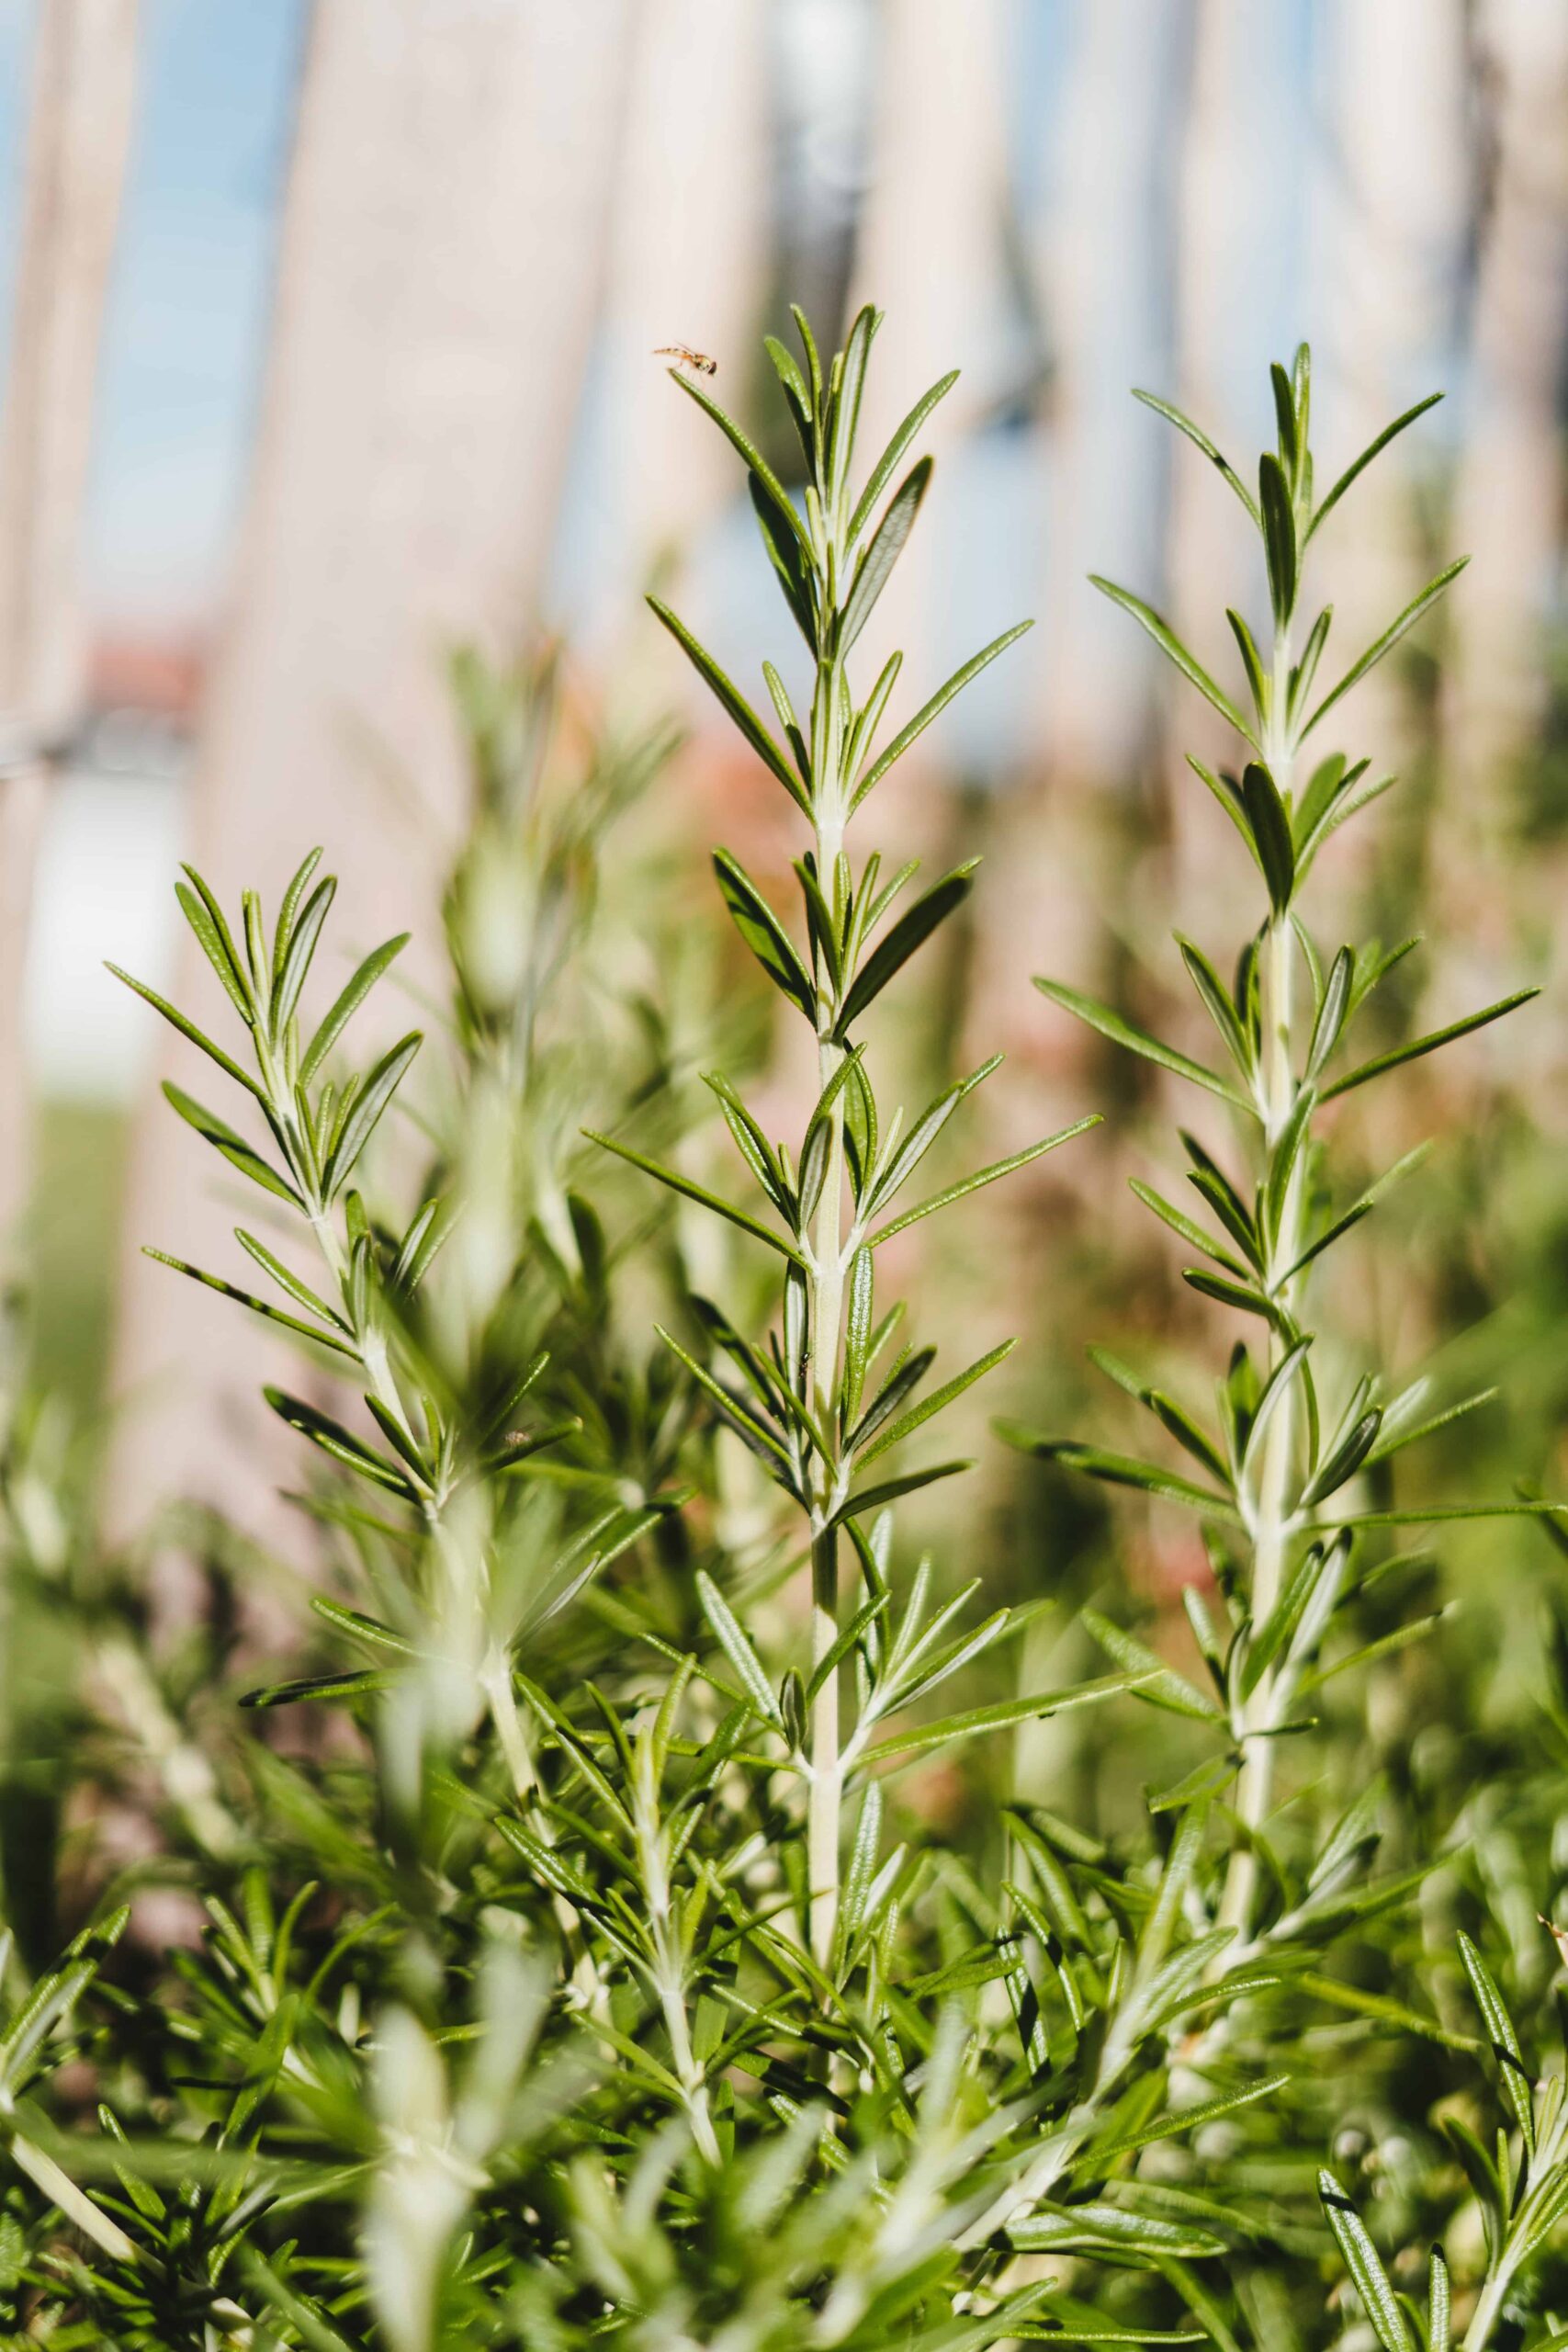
[861,1672,1143,1763]
[239,1668,401,1711]
[585,1128,807,1264]
[829,1458,970,1528]
[299,932,409,1085]
[1129,1178,1249,1277]
[235,1228,349,1330]
[852,622,1032,807]
[648,597,812,813]
[1132,387,1261,523]
[848,369,958,542]
[856,1340,1014,1464]
[840,455,931,650]
[272,876,337,1034]
[107,963,267,1102]
[1319,2172,1415,2352]
[1080,1609,1224,1720]
[1305,391,1443,543]
[176,875,254,1021]
[998,1430,1244,1525]
[1240,763,1295,910]
[696,1571,784,1729]
[1035,978,1249,1109]
[714,850,818,1022]
[161,1080,305,1207]
[321,1032,421,1197]
[142,1249,357,1357]
[1303,558,1468,737]
[667,365,810,556]
[1321,989,1537,1100]
[1089,577,1254,741]
[1258,453,1297,623]
[870,1118,1100,1247]
[835,864,975,1035]
[1458,1930,1536,2156]
[656,1326,797,1476]
[265,1388,418,1498]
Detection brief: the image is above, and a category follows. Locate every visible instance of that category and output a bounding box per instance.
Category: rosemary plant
[107,664,694,1779]
[1006,347,1542,1947]
[592,300,1100,1968]
[990,350,1568,2346]
[2,322,1564,2352]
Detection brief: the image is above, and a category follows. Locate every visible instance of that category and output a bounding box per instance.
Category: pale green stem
[478,1650,536,1803]
[657,1963,720,2165]
[309,1210,424,1465]
[1463,2252,1519,2352]
[1219,637,1303,1945]
[807,959,848,1970]
[1460,2107,1567,2352]
[637,1767,721,2164]
[800,509,852,1973]
[808,1522,841,1970]
[811,1039,848,1427]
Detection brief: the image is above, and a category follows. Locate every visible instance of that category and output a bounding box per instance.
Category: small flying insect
[654,344,717,376]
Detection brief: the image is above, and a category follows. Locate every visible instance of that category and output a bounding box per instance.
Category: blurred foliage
[28,1105,127,1415]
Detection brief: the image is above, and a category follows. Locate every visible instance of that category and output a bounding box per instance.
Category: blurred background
[1,0,1565,1611]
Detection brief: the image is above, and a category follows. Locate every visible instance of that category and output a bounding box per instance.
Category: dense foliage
[0,311,1564,2352]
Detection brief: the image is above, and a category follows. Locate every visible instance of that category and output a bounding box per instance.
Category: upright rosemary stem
[1253,910,1300,1642]
[1462,2264,1514,2352]
[637,1760,721,2165]
[477,1636,536,1803]
[810,1035,848,1425]
[1220,648,1303,1944]
[657,1960,721,2166]
[317,1127,542,1844]
[641,311,1043,1996]
[307,1206,421,1461]
[808,803,847,1972]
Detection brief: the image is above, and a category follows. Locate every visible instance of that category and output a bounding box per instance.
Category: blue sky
[0,0,303,630]
[89,0,304,627]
